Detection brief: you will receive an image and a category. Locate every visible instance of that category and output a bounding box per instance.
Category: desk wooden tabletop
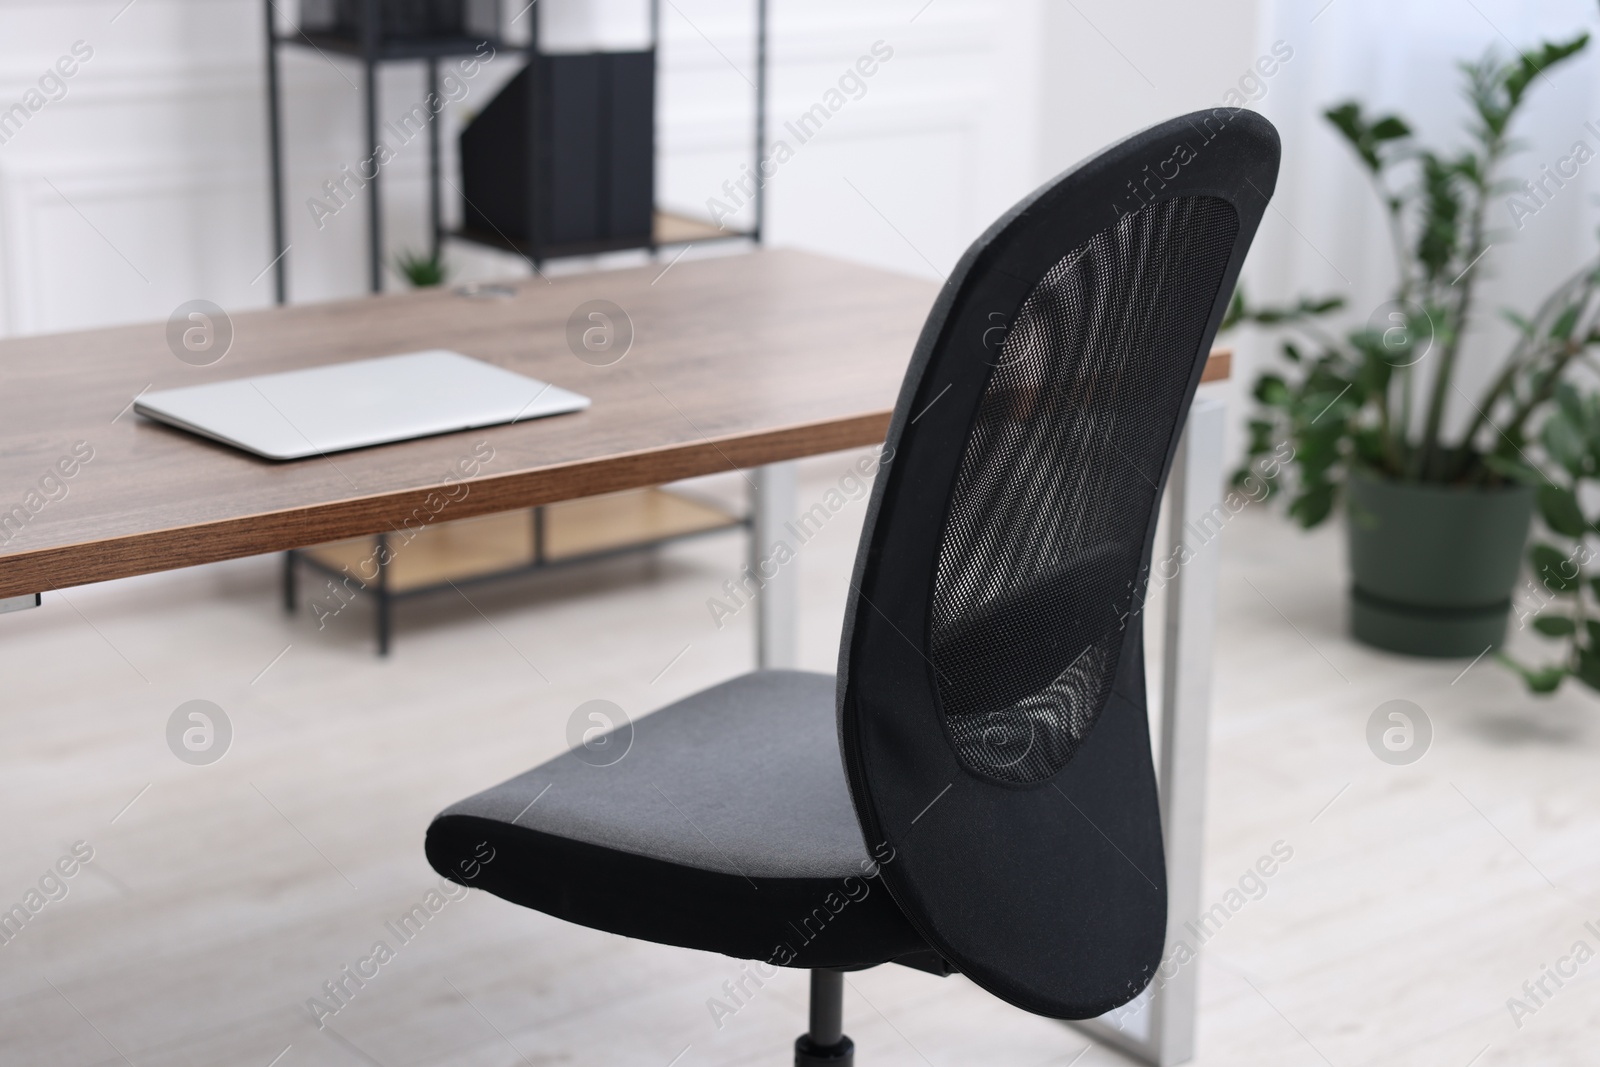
[0,248,1229,599]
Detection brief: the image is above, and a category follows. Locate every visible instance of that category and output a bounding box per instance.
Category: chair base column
[794,1034,854,1065]
[795,969,854,1066]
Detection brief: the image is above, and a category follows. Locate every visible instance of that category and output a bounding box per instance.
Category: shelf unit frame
[261,0,769,302]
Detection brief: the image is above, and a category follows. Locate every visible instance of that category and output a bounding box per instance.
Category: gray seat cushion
[426,670,931,969]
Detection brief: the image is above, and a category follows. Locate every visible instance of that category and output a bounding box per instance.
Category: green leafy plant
[395,248,449,288]
[1502,321,1600,694]
[1228,30,1591,526]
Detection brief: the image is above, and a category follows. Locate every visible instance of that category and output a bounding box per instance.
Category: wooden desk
[0,250,922,599]
[0,248,1225,601]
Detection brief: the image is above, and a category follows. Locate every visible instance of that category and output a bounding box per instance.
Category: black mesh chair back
[837,109,1279,1018]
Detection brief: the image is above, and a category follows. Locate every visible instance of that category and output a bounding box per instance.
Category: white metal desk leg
[1148,395,1226,1064]
[751,461,799,670]
[1068,396,1225,1066]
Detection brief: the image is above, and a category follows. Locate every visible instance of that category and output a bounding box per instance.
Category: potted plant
[1228,29,1591,657]
[396,248,449,288]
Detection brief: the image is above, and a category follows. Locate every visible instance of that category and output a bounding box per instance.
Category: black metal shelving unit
[261,0,769,303]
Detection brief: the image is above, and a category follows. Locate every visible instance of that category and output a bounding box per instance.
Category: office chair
[427,108,1279,1063]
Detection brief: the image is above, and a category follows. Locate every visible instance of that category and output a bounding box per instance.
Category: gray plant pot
[1346,469,1534,657]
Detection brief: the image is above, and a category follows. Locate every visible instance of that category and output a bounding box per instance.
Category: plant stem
[1459,267,1600,471]
[1417,137,1502,480]
[1456,269,1590,457]
[1396,365,1414,471]
[1503,341,1584,442]
[1376,180,1414,467]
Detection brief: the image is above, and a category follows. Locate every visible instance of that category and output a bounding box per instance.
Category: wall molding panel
[0,0,1099,335]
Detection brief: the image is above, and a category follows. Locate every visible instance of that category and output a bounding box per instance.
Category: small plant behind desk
[396,248,449,288]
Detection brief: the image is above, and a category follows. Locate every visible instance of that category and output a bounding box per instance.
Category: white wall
[0,0,1262,339]
[1242,0,1600,450]
[0,0,273,335]
[1037,0,1264,178]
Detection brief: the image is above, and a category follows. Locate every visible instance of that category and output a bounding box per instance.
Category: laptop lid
[134,350,590,461]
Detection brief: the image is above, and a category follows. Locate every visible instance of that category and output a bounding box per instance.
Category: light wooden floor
[1,448,1596,1066]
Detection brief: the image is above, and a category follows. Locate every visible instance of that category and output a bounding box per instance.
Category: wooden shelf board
[297,488,740,594]
[544,486,738,562]
[301,510,534,593]
[654,211,740,245]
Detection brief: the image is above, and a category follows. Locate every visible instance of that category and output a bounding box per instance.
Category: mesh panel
[930,195,1239,785]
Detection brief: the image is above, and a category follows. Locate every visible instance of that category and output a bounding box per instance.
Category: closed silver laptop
[134,350,590,460]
